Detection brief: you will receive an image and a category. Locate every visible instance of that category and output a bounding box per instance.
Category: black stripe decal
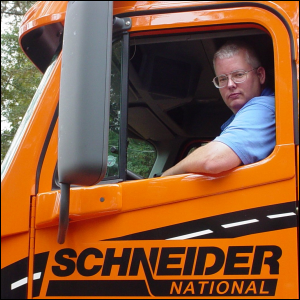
[32,252,50,297]
[46,280,150,296]
[1,257,28,299]
[0,252,49,299]
[105,202,297,241]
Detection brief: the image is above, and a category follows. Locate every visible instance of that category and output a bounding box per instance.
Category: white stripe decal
[11,272,42,290]
[11,277,27,290]
[33,272,41,280]
[222,219,259,228]
[267,212,296,219]
[167,229,213,240]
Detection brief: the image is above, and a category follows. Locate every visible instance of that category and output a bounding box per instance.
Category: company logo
[47,245,280,296]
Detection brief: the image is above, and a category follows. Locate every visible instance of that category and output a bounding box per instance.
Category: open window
[120,27,274,179]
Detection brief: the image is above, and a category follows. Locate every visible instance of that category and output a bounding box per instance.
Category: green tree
[127,138,156,178]
[1,1,40,162]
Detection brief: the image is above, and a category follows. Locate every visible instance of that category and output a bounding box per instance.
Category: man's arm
[161,141,241,176]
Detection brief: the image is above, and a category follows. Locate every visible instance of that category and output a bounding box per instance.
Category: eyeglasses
[212,67,259,88]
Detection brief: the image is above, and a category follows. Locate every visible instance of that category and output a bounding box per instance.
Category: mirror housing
[58,1,113,186]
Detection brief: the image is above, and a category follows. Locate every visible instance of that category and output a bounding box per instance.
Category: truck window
[127,28,274,177]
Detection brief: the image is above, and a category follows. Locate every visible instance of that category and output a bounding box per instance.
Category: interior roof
[127,28,274,142]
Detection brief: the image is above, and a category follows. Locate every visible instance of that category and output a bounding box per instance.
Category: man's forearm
[161,141,241,176]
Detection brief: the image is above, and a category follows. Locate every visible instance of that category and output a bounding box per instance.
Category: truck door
[33,2,298,298]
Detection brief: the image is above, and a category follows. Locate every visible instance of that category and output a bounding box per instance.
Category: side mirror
[57,1,113,243]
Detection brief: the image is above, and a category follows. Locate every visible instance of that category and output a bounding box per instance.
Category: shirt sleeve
[214,96,275,165]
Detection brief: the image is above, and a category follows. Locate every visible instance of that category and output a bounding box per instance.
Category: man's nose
[227,76,236,88]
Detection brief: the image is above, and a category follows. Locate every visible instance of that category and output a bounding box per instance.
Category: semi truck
[1,1,299,298]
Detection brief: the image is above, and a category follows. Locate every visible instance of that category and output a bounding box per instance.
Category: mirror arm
[57,183,70,244]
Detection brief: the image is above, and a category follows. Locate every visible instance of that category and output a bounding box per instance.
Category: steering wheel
[126,169,144,180]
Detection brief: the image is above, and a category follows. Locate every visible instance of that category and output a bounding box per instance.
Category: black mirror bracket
[57,183,70,244]
[113,17,131,33]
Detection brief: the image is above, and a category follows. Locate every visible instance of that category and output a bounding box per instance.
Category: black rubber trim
[35,104,58,194]
[292,61,299,145]
[51,162,60,190]
[119,33,130,180]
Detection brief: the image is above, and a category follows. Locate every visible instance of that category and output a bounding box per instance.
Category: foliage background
[1,1,40,162]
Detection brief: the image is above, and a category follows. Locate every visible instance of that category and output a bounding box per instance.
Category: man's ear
[257,66,266,84]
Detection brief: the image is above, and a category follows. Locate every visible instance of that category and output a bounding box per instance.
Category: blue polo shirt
[214,87,275,165]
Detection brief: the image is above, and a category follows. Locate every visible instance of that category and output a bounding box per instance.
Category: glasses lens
[232,70,247,83]
[215,75,227,88]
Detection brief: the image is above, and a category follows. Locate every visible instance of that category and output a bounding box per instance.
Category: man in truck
[162,40,275,176]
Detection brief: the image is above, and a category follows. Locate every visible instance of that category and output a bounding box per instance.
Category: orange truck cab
[1,1,299,298]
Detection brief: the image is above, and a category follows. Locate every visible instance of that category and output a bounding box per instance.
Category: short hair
[213,40,261,70]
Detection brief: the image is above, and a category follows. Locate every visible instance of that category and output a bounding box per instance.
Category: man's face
[214,49,265,114]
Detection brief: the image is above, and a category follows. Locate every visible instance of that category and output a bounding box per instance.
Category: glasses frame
[212,67,259,88]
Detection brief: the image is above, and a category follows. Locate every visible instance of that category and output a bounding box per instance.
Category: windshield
[1,57,58,181]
